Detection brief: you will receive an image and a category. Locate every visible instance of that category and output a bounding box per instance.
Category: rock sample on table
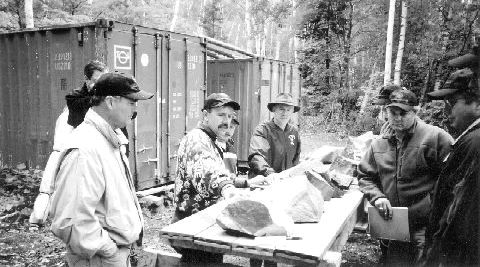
[216,199,287,237]
[328,156,356,189]
[303,145,345,164]
[305,170,344,200]
[264,175,325,223]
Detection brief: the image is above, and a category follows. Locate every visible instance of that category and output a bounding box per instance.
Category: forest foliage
[1,0,479,134]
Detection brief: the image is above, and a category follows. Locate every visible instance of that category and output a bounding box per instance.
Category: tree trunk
[234,24,240,47]
[325,27,331,88]
[269,21,274,58]
[342,0,354,90]
[394,0,407,85]
[24,0,34,28]
[137,0,146,25]
[227,23,236,42]
[245,0,253,52]
[261,36,266,57]
[197,0,207,35]
[433,4,452,91]
[384,0,396,85]
[275,32,281,60]
[170,0,181,32]
[255,35,261,55]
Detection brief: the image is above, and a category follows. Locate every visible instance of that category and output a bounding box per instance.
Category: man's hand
[249,175,267,186]
[221,185,240,199]
[265,172,282,184]
[374,198,393,220]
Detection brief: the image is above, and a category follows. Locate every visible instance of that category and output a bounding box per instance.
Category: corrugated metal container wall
[0,20,207,190]
[207,58,301,167]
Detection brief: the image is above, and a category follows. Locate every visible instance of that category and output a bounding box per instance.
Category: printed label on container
[114,45,132,70]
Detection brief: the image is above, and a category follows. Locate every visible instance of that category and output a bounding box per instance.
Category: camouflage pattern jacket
[174,125,234,220]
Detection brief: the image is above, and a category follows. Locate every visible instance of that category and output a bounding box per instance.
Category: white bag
[29,149,71,225]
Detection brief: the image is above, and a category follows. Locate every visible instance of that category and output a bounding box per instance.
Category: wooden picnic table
[160,188,364,266]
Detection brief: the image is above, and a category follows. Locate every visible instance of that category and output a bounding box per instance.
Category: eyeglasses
[445,95,463,108]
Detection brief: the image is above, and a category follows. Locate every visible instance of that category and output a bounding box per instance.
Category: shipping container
[0,20,207,190]
[207,58,301,168]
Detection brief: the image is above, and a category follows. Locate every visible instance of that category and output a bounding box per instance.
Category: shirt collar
[453,117,480,145]
[83,109,124,148]
[270,118,291,131]
[198,123,217,141]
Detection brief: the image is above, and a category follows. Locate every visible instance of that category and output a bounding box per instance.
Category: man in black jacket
[66,60,108,127]
[424,46,480,266]
[53,60,108,148]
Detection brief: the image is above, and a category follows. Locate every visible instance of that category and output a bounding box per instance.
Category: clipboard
[368,206,410,242]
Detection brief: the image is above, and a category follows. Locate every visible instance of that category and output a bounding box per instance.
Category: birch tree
[393,0,407,85]
[245,0,253,52]
[170,0,181,31]
[384,0,396,85]
[24,0,34,28]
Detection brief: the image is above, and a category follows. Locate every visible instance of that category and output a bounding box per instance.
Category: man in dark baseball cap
[202,92,240,111]
[358,87,453,266]
[386,88,419,111]
[49,72,153,265]
[173,92,254,263]
[424,50,480,266]
[374,84,404,105]
[448,45,479,69]
[427,68,478,100]
[93,73,154,100]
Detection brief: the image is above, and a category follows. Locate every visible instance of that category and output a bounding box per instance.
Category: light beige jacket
[50,109,143,258]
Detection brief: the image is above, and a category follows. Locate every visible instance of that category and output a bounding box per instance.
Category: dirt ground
[0,124,380,266]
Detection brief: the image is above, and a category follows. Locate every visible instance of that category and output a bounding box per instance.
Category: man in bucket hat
[358,88,452,265]
[247,92,301,267]
[423,50,480,265]
[248,92,301,179]
[49,73,153,266]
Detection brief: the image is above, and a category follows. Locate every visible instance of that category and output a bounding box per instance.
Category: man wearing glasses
[49,73,153,266]
[424,46,480,266]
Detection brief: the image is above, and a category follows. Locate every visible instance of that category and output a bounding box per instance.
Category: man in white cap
[358,88,452,265]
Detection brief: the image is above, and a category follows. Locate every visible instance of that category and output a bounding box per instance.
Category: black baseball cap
[448,45,479,69]
[386,89,418,111]
[428,68,478,99]
[203,93,240,111]
[374,84,404,105]
[92,73,154,100]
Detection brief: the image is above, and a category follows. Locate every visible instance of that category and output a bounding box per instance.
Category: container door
[167,35,187,176]
[288,64,301,126]
[107,29,158,190]
[167,35,206,176]
[133,33,159,190]
[259,60,272,123]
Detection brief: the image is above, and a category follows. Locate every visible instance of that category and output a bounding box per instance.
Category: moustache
[218,123,229,129]
[131,111,137,120]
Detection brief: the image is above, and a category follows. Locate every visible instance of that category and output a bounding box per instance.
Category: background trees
[0,0,479,133]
